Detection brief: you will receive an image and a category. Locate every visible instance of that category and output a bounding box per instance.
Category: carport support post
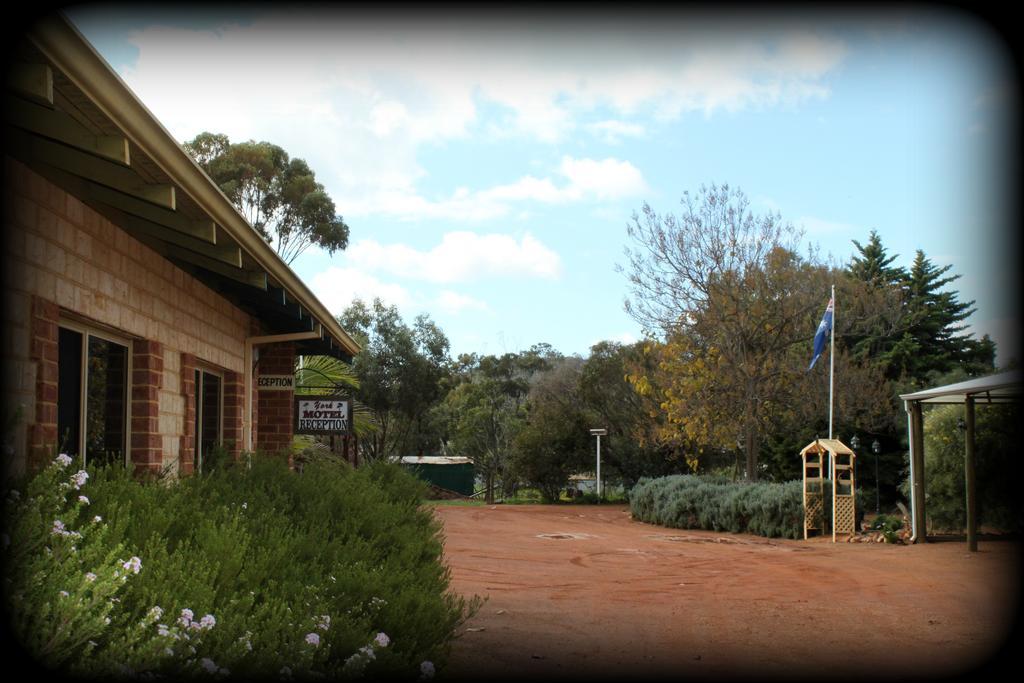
[910,401,927,542]
[964,396,977,552]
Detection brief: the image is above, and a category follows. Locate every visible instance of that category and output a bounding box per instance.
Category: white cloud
[99,16,845,219]
[344,156,648,221]
[588,119,646,144]
[436,290,491,315]
[346,231,561,283]
[310,266,416,314]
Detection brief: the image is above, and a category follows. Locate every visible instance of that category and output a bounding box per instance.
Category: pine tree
[844,231,909,374]
[848,230,906,287]
[902,250,993,379]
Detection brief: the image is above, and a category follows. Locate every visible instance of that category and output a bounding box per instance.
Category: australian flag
[808,297,833,370]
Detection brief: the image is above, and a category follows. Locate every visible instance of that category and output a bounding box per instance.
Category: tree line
[335,185,1002,507]
[185,132,1006,510]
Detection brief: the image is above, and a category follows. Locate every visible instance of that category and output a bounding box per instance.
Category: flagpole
[828,283,835,441]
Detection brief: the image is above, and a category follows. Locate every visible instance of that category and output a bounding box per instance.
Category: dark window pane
[85,336,128,467]
[201,372,221,461]
[58,327,83,459]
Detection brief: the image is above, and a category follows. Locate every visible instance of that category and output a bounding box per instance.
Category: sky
[65,5,1020,365]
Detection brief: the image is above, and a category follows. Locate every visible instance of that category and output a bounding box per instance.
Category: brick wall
[131,340,163,474]
[26,296,59,471]
[2,157,257,475]
[256,342,295,457]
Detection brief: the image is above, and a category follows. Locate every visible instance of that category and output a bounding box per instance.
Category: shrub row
[629,474,808,539]
[3,454,476,680]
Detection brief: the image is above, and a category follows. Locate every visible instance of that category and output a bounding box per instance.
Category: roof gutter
[27,13,361,359]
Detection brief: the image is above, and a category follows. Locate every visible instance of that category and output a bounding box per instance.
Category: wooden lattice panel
[804,495,823,530]
[834,495,855,534]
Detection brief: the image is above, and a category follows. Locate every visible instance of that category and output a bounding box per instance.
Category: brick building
[2,14,361,479]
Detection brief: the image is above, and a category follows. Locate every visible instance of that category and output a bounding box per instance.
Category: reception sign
[294,396,352,435]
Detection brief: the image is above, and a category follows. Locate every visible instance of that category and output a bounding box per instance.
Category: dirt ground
[434,504,1021,681]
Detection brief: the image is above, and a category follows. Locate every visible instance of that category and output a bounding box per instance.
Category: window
[194,369,222,472]
[57,322,130,467]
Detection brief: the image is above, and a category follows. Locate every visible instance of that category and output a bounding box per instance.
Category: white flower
[52,519,66,535]
[317,614,330,631]
[359,645,376,660]
[164,647,174,657]
[92,515,102,523]
[199,614,216,630]
[55,454,72,468]
[59,590,69,598]
[200,658,218,674]
[420,660,435,679]
[8,489,20,501]
[104,617,111,625]
[122,556,142,574]
[179,608,194,628]
[305,632,320,647]
[70,470,89,489]
[157,624,171,637]
[374,632,390,648]
[241,502,247,510]
[148,606,164,621]
[78,495,90,505]
[85,572,97,582]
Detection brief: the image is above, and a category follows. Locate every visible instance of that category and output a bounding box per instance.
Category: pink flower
[305,632,320,647]
[374,632,390,648]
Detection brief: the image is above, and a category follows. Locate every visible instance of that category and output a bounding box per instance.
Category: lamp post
[590,428,607,499]
[872,439,881,514]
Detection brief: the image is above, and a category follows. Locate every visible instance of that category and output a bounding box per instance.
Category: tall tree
[338,299,450,461]
[511,357,592,502]
[185,132,350,264]
[579,341,689,486]
[440,351,550,503]
[621,184,828,479]
[901,250,993,379]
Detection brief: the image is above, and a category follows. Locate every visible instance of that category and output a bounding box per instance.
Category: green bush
[630,475,805,539]
[3,453,477,679]
[901,403,1021,533]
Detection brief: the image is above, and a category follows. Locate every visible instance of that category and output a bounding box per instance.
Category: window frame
[194,364,224,474]
[57,316,133,469]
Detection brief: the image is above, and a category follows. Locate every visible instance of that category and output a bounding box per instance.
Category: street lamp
[589,429,607,499]
[872,439,882,514]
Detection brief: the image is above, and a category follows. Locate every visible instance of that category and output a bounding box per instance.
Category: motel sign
[294,396,353,435]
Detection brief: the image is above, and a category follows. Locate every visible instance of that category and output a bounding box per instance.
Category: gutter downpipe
[244,331,321,455]
[904,399,918,543]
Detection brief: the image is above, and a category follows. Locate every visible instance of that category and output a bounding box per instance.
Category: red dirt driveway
[434,504,1021,681]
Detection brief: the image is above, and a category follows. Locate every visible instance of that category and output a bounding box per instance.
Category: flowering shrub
[630,474,806,538]
[4,455,478,679]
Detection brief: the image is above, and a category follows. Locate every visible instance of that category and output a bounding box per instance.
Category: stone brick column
[256,342,295,457]
[131,340,163,474]
[178,353,197,475]
[223,370,243,461]
[28,296,59,470]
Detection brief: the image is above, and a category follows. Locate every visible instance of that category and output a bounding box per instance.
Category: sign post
[589,428,607,499]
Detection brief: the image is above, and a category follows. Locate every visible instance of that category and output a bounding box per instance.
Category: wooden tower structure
[799,439,857,542]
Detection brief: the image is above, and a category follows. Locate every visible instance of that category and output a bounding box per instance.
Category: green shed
[399,456,476,496]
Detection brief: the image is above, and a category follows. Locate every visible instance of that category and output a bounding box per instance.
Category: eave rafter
[7,52,354,361]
